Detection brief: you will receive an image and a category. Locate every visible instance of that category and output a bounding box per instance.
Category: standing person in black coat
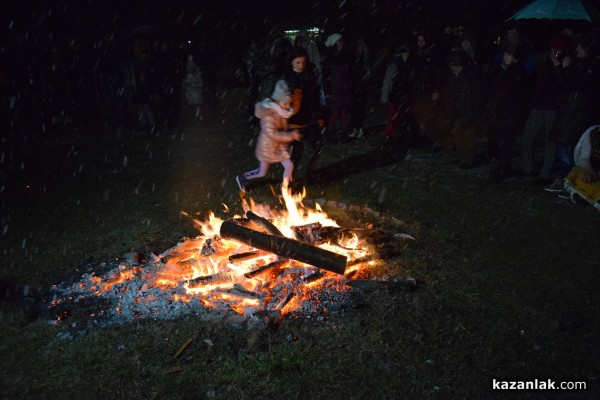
[348,38,370,139]
[321,33,353,142]
[520,34,571,185]
[489,42,528,182]
[439,50,486,168]
[409,31,442,145]
[282,46,325,179]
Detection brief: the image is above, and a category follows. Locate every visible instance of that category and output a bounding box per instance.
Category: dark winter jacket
[409,44,441,99]
[284,62,322,127]
[530,55,560,111]
[550,56,600,145]
[321,46,353,107]
[441,66,485,124]
[490,62,526,122]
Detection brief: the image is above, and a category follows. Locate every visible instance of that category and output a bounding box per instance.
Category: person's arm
[381,64,394,103]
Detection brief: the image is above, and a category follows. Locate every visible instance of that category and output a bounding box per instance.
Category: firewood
[245,211,284,237]
[228,250,270,264]
[220,220,347,275]
[271,291,295,312]
[232,283,261,298]
[244,258,289,279]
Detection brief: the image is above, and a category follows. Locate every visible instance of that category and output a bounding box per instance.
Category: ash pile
[48,209,418,329]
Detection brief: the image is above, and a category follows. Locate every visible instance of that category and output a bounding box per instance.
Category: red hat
[549,34,571,53]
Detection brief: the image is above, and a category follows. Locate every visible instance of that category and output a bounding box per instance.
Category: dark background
[0,0,597,143]
[2,0,594,59]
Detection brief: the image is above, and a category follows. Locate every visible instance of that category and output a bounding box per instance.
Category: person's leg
[385,102,399,138]
[237,161,270,192]
[244,162,270,181]
[490,120,514,180]
[338,106,352,141]
[280,159,294,189]
[539,110,557,181]
[327,106,340,141]
[556,144,574,178]
[453,120,466,161]
[520,109,542,175]
[290,138,304,170]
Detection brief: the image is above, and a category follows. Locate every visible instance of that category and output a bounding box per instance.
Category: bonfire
[50,188,416,327]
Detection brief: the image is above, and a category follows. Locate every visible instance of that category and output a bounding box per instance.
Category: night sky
[2,0,570,54]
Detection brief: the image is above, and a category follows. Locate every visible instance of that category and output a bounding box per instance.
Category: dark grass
[1,91,599,399]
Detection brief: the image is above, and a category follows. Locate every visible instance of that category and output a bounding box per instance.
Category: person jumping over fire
[236,80,301,193]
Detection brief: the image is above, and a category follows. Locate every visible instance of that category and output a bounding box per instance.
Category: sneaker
[534,177,552,186]
[563,180,579,204]
[544,178,565,193]
[356,128,364,139]
[236,174,247,193]
[348,129,357,138]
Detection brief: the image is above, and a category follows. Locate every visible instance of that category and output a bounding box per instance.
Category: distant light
[187,40,192,44]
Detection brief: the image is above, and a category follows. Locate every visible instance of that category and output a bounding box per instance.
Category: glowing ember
[50,187,377,326]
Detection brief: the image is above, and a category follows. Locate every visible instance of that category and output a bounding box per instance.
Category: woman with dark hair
[282,45,324,179]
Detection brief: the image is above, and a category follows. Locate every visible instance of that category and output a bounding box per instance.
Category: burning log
[228,250,270,265]
[270,292,296,312]
[302,271,324,283]
[244,258,289,279]
[232,283,261,298]
[220,220,347,275]
[187,272,230,286]
[246,211,284,237]
[291,222,354,246]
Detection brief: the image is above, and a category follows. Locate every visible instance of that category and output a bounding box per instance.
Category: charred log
[246,211,284,237]
[220,220,347,275]
[228,250,270,264]
[291,222,354,247]
[244,258,289,279]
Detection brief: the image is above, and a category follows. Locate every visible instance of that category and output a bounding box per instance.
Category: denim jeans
[556,144,574,178]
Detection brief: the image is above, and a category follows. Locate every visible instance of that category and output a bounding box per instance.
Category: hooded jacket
[254,98,296,163]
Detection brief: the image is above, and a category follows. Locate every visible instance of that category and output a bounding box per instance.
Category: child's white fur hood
[255,98,293,119]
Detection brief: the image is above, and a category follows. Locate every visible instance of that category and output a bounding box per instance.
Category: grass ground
[1,88,599,399]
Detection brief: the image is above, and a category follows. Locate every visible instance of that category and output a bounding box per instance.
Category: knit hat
[325,33,342,48]
[271,80,291,103]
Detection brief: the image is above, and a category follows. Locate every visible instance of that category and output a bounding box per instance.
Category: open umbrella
[508,0,600,22]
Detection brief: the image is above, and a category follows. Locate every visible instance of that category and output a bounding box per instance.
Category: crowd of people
[0,32,219,138]
[238,26,600,213]
[2,20,599,213]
